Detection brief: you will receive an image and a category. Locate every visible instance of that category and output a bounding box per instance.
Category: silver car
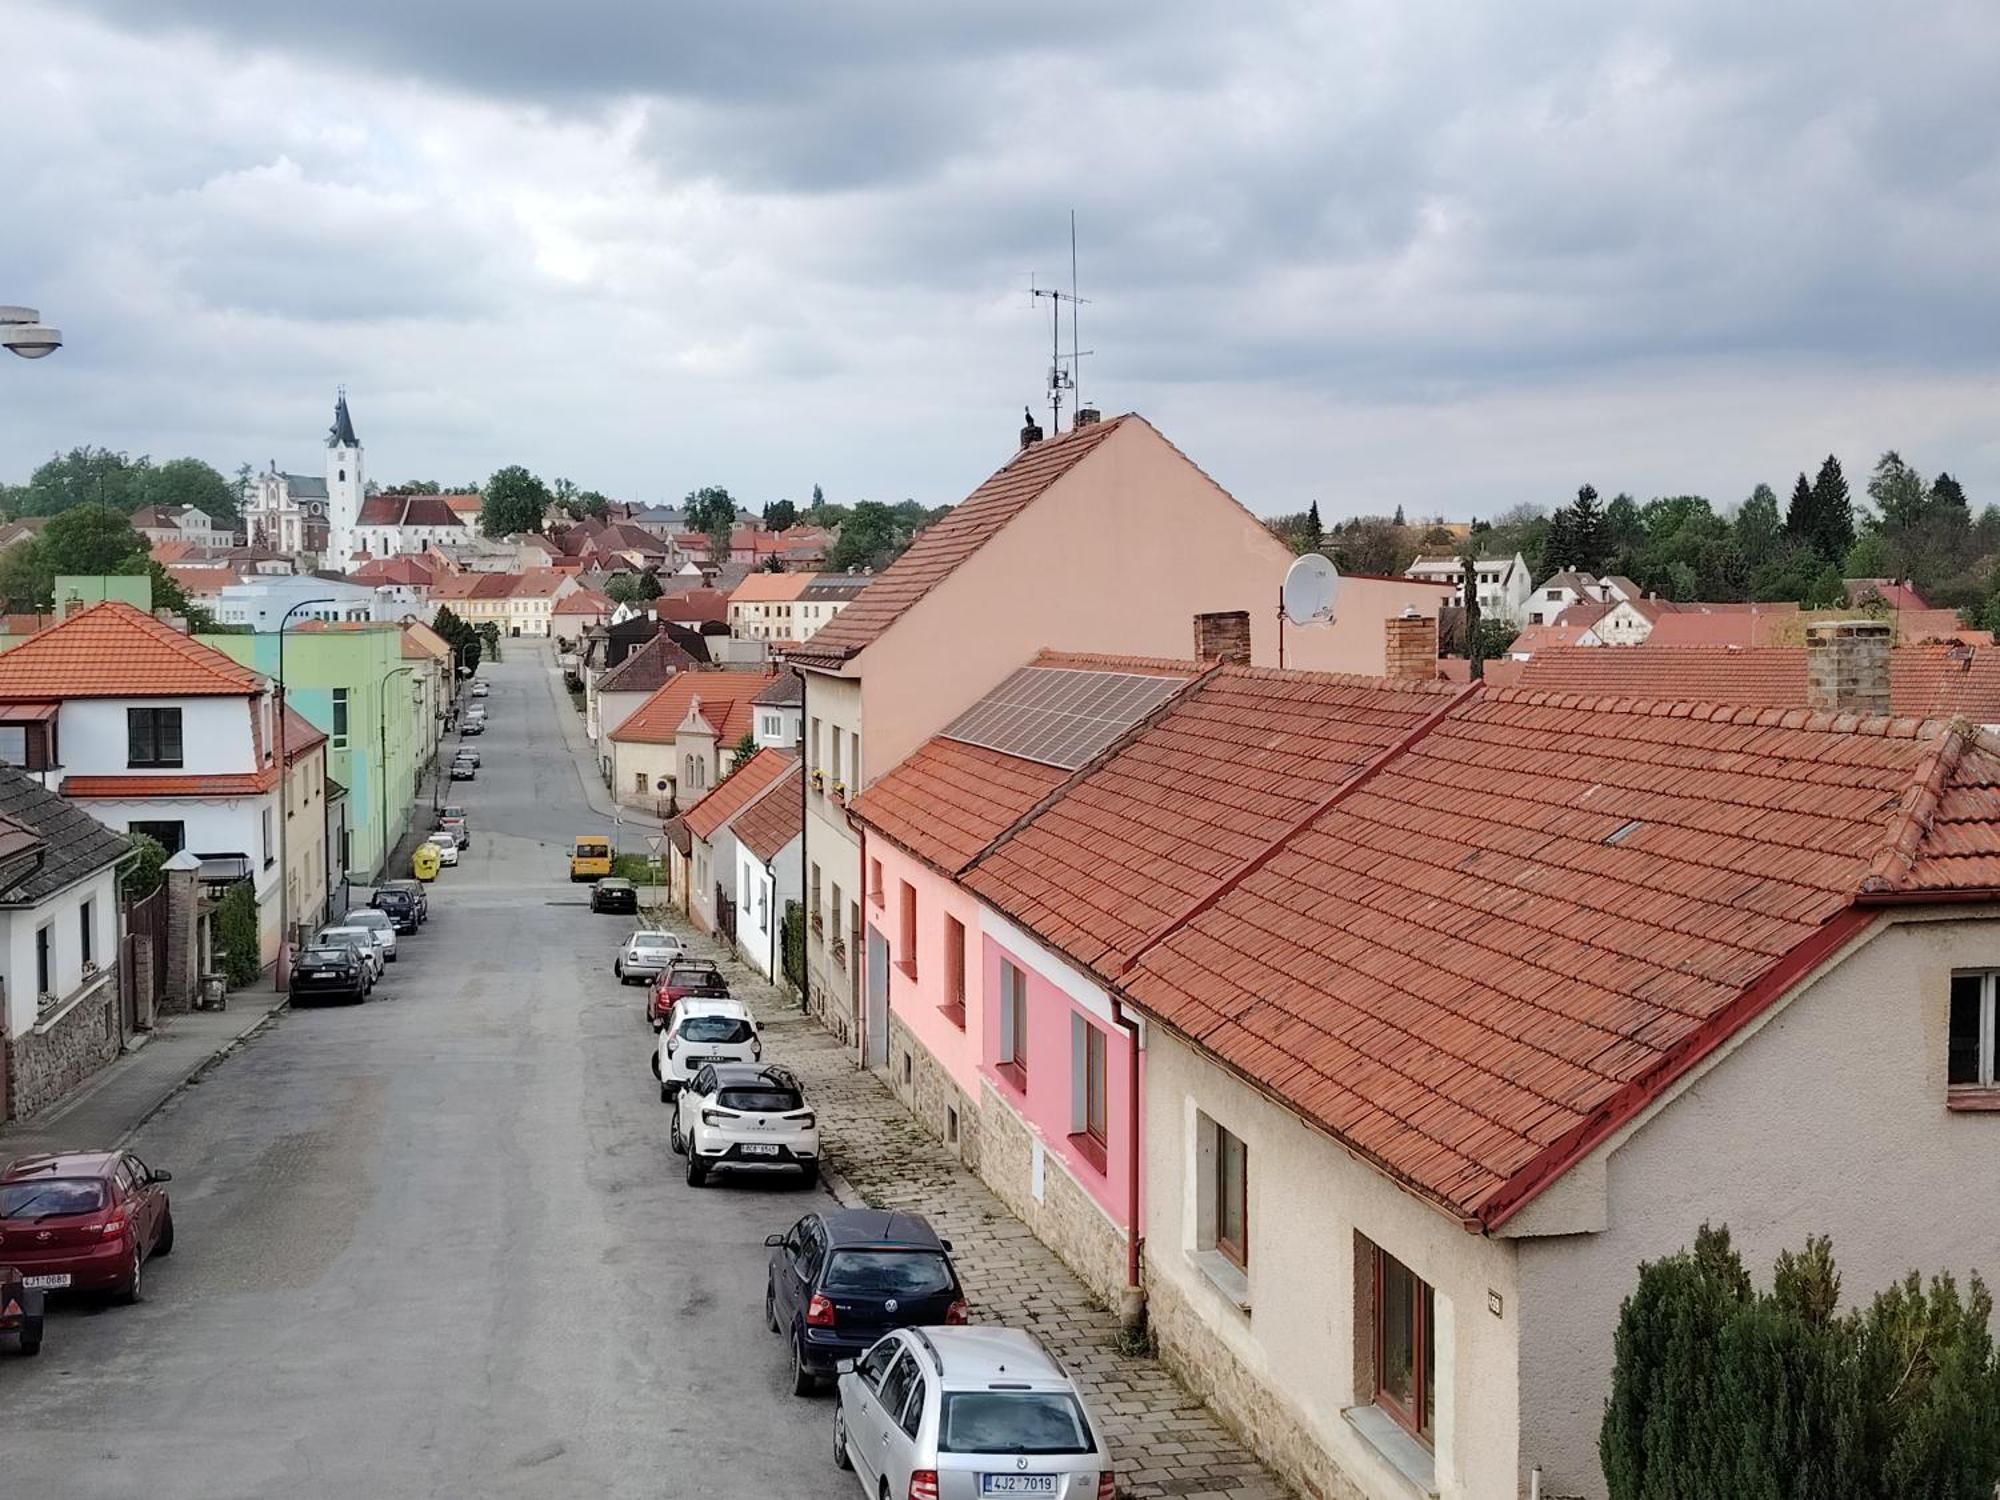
[834,1326,1114,1500]
[614,929,682,985]
[343,908,399,963]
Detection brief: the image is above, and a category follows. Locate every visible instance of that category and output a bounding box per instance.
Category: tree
[1390,503,1404,527]
[727,730,757,772]
[390,480,442,494]
[1602,1226,2000,1500]
[479,466,551,538]
[120,832,169,901]
[1807,455,1855,562]
[604,573,643,606]
[1734,484,1783,568]
[760,555,785,572]
[1327,516,1410,576]
[1603,492,1645,555]
[802,484,848,529]
[828,500,905,572]
[431,606,482,674]
[215,879,262,987]
[1785,471,1816,542]
[1867,451,1929,532]
[683,486,738,536]
[574,489,611,519]
[1570,484,1605,568]
[9,446,144,517]
[136,457,238,522]
[1933,472,1970,512]
[763,498,798,532]
[1305,500,1324,552]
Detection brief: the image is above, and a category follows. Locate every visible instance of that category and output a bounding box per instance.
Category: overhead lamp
[0,306,62,360]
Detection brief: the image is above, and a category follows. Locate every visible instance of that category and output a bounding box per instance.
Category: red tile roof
[356,494,470,529]
[1640,603,1799,647]
[1117,690,2000,1226]
[733,764,805,861]
[0,602,264,699]
[351,555,438,586]
[730,572,814,604]
[654,589,731,627]
[685,746,797,841]
[855,737,1074,874]
[555,589,614,615]
[610,671,773,746]
[65,768,281,798]
[282,705,328,762]
[789,417,1130,666]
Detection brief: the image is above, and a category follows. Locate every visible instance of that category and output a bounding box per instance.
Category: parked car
[343,908,400,963]
[672,1062,817,1187]
[450,759,477,782]
[833,1326,1113,1500]
[370,886,420,935]
[654,997,761,1099]
[0,1151,175,1303]
[460,719,485,736]
[615,929,683,985]
[425,834,461,867]
[441,809,471,848]
[471,681,490,698]
[0,1264,46,1354]
[590,877,638,914]
[767,1209,967,1395]
[313,925,384,982]
[376,878,428,923]
[454,748,482,769]
[647,960,730,1028]
[289,943,369,1004]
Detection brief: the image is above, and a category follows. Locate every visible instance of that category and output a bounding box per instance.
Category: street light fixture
[274,596,335,987]
[0,306,62,360]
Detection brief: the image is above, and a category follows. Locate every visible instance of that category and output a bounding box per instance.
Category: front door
[865,927,889,1070]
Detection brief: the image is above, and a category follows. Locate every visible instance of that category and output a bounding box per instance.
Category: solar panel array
[942,666,1188,770]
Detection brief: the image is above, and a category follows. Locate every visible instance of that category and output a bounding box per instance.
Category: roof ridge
[1214,661,1466,695]
[1859,720,1972,894]
[1492,684,1939,735]
[1115,680,1483,977]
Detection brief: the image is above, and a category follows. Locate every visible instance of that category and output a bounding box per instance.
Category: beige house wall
[801,670,863,1041]
[283,742,329,931]
[1144,1029,1520,1500]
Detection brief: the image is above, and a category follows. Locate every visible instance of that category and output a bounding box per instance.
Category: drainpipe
[1111,993,1146,1333]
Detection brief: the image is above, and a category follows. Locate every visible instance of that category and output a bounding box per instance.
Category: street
[0,650,847,1500]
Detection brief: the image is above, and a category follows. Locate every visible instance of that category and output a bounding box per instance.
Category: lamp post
[275,596,335,988]
[378,665,418,880]
[1,306,61,359]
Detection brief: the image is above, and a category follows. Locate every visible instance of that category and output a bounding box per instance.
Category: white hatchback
[425,835,460,866]
[671,1062,819,1187]
[653,997,761,1102]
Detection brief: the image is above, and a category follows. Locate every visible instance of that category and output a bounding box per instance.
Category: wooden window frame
[898,881,917,979]
[942,915,967,1026]
[1084,1024,1109,1147]
[997,959,1027,1089]
[1372,1245,1436,1443]
[1213,1123,1248,1269]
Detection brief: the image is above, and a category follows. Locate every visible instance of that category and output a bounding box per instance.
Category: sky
[4,0,1999,521]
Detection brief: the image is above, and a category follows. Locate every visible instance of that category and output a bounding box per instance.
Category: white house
[1404,552,1533,624]
[1526,571,1640,626]
[677,748,795,939]
[216,575,378,631]
[351,492,473,566]
[751,669,802,750]
[729,761,803,980]
[241,391,362,565]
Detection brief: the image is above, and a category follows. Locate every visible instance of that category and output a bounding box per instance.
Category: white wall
[0,867,121,1037]
[735,842,778,977]
[59,696,255,777]
[84,793,282,960]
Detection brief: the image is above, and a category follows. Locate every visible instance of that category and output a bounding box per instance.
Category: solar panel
[942,666,1187,770]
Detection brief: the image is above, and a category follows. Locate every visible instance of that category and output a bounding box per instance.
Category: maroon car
[0,1151,175,1302]
[647,960,729,1029]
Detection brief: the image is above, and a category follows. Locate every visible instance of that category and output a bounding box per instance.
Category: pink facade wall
[980,933,1137,1227]
[871,836,986,1095]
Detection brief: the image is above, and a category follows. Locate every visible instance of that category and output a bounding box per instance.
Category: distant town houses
[1403,550,1534,623]
[725,570,869,644]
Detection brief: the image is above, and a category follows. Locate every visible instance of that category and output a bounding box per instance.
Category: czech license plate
[302,969,326,978]
[741,1143,781,1157]
[22,1274,71,1290]
[980,1477,1055,1495]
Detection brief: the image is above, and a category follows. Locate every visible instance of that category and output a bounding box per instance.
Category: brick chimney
[1074,407,1101,427]
[1385,606,1439,681]
[1805,618,1892,713]
[1193,610,1252,665]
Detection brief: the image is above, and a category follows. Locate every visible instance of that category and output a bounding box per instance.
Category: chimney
[1193,609,1252,665]
[1074,407,1101,427]
[1020,407,1044,449]
[1805,618,1892,714]
[1385,606,1439,681]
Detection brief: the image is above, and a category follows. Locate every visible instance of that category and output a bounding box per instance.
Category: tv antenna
[1029,211,1092,433]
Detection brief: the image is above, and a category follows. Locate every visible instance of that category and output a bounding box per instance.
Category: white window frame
[1949,969,2000,1089]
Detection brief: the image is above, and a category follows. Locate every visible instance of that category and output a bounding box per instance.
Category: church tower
[325,388,364,570]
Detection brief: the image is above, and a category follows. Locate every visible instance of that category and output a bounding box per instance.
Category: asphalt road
[0,649,850,1500]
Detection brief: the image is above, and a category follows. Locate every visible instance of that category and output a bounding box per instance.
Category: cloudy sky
[5,1,1999,519]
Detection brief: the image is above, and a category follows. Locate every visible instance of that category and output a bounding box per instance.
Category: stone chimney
[1805,618,1892,713]
[1193,609,1252,665]
[1020,407,1044,449]
[1385,606,1439,681]
[1074,407,1101,427]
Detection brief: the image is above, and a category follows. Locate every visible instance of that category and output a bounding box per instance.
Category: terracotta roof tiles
[685,747,796,841]
[610,670,772,746]
[0,601,264,699]
[732,764,805,861]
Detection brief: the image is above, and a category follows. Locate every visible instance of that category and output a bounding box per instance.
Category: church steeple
[325,387,364,571]
[328,388,359,448]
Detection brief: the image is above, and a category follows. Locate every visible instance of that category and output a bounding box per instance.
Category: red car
[0,1151,175,1301]
[647,960,729,1029]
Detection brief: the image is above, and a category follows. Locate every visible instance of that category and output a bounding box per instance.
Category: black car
[370,887,420,935]
[765,1209,966,1395]
[377,878,428,924]
[590,878,638,914]
[0,1265,45,1356]
[289,945,368,1005]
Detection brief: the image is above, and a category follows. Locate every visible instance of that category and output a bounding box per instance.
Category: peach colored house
[788,413,1452,1044]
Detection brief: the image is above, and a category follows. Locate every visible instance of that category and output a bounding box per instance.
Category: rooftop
[610,669,774,746]
[685,746,797,841]
[595,630,701,695]
[729,572,814,604]
[0,601,265,699]
[732,762,805,861]
[0,765,132,905]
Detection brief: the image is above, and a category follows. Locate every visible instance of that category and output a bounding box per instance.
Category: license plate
[302,969,326,977]
[741,1143,781,1157]
[981,1477,1055,1494]
[22,1274,70,1290]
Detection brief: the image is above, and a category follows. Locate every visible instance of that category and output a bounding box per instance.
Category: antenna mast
[1030,211,1091,433]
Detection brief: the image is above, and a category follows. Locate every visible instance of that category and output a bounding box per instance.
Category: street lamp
[378,665,417,875]
[275,596,335,987]
[1,306,62,359]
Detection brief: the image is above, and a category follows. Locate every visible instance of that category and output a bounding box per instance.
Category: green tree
[1305,500,1324,553]
[1570,484,1605,567]
[215,879,262,987]
[1734,484,1784,568]
[1845,533,1891,579]
[120,832,169,902]
[135,456,239,522]
[431,606,483,674]
[390,480,442,494]
[683,486,738,535]
[10,446,144,517]
[763,498,798,531]
[573,489,610,519]
[1867,451,1929,531]
[479,466,551,538]
[1390,503,1405,527]
[802,484,848,528]
[1603,492,1645,555]
[828,500,906,572]
[1327,516,1411,576]
[1807,455,1855,562]
[43,502,151,575]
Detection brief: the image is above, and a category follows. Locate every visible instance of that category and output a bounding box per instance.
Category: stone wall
[1149,1268,1370,1500]
[9,975,121,1121]
[886,1010,981,1172]
[974,1080,1132,1313]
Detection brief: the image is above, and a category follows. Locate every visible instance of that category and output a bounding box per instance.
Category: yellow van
[412,843,441,882]
[570,835,612,882]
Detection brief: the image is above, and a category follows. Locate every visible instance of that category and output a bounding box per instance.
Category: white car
[343,908,399,963]
[615,929,683,985]
[471,682,490,698]
[314,925,385,981]
[425,835,461,866]
[654,997,761,1101]
[671,1062,819,1187]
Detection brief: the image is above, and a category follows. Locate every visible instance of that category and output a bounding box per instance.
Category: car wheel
[670,1113,685,1153]
[661,1082,674,1107]
[833,1403,853,1469]
[685,1152,706,1188]
[765,1279,780,1333]
[799,1164,821,1190]
[17,1319,42,1356]
[649,1052,661,1079]
[155,1210,175,1258]
[791,1330,817,1396]
[116,1246,144,1305]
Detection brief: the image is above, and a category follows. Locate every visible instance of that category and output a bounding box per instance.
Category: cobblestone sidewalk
[667,918,1291,1500]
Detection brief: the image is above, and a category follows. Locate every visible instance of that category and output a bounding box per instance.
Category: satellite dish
[1282,554,1340,626]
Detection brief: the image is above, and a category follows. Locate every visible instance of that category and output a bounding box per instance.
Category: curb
[111,997,290,1147]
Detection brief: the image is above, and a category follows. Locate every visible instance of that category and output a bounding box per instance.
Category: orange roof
[685,746,796,840]
[163,566,239,594]
[1642,603,1801,647]
[729,572,814,605]
[789,417,1129,667]
[733,764,805,861]
[351,555,438,586]
[554,589,614,615]
[65,768,281,798]
[282,705,328,761]
[610,670,773,746]
[0,601,264,699]
[1117,691,2000,1226]
[854,738,1073,874]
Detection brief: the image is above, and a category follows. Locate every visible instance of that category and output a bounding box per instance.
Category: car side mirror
[939,1239,953,1252]
[835,1359,855,1376]
[764,1233,785,1248]
[151,1169,174,1184]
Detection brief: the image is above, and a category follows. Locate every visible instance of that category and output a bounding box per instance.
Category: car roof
[3,1151,120,1183]
[317,925,366,935]
[628,930,677,943]
[818,1208,947,1252]
[675,996,750,1018]
[706,1062,797,1088]
[914,1326,1066,1387]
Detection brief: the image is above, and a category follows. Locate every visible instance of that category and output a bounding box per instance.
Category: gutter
[1110,993,1146,1331]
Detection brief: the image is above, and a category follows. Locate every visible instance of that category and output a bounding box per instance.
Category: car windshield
[938,1393,1092,1456]
[601,880,631,891]
[716,1086,802,1112]
[377,893,411,909]
[679,1016,754,1044]
[300,948,351,965]
[0,1179,107,1219]
[348,912,390,929]
[821,1250,954,1299]
[630,934,675,950]
[669,968,720,988]
[317,930,364,945]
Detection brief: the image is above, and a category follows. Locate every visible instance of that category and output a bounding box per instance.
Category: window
[129,819,185,855]
[810,716,822,781]
[79,898,93,966]
[830,726,843,786]
[899,882,917,975]
[998,959,1027,1083]
[943,915,967,1023]
[127,706,184,768]
[1949,971,2000,1091]
[761,713,782,739]
[635,771,647,794]
[1213,1123,1248,1268]
[1084,1023,1108,1144]
[261,807,274,868]
[810,863,822,929]
[1372,1246,1436,1442]
[331,688,349,749]
[36,922,52,997]
[869,858,883,907]
[830,885,843,944]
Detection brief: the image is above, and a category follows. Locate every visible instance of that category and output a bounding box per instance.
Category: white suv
[671,1063,819,1187]
[653,997,761,1102]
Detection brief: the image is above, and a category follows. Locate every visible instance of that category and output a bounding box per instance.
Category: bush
[214,878,262,987]
[120,832,168,901]
[781,899,804,991]
[611,853,658,884]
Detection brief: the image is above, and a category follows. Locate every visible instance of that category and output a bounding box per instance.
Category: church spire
[328,387,359,448]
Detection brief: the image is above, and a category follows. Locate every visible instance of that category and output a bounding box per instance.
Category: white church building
[242,391,366,567]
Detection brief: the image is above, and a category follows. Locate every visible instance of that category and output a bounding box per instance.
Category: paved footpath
[661,915,1292,1500]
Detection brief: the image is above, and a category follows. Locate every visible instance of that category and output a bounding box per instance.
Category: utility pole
[274,597,335,988]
